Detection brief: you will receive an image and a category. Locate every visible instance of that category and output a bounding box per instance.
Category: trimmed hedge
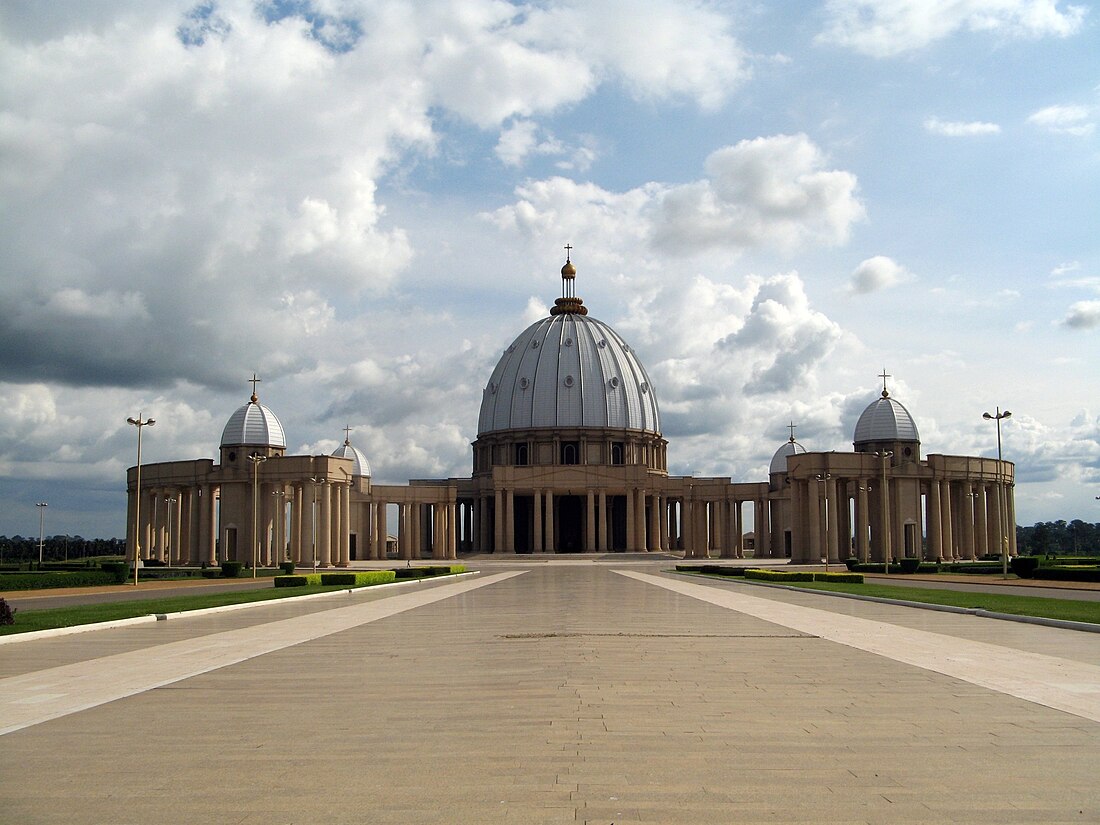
[744,569,814,582]
[814,572,864,583]
[221,561,243,578]
[674,564,749,576]
[279,561,296,575]
[394,567,431,579]
[898,558,921,574]
[1033,566,1100,582]
[319,571,398,586]
[0,570,119,591]
[274,575,309,587]
[1010,556,1041,578]
[101,561,130,583]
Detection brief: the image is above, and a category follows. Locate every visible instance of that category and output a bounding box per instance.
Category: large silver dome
[220,398,287,449]
[853,393,919,445]
[477,310,660,436]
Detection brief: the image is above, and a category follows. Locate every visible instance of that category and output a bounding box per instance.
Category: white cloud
[1051,261,1081,276]
[849,256,911,294]
[1062,300,1100,329]
[1027,104,1095,135]
[488,134,865,258]
[924,116,1001,136]
[818,0,1087,57]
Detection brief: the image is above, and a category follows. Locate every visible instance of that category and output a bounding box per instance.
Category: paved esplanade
[2,562,1099,824]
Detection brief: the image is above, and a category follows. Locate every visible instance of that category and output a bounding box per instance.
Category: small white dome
[770,439,806,475]
[220,400,286,449]
[853,394,919,445]
[331,441,371,478]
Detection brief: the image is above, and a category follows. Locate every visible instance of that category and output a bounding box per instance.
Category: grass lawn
[755,579,1100,625]
[1,584,360,636]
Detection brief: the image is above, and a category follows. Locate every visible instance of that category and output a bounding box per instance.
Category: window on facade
[610,442,624,465]
[514,444,529,466]
[561,442,579,465]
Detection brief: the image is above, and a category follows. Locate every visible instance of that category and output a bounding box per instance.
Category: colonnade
[781,474,1017,564]
[470,487,770,556]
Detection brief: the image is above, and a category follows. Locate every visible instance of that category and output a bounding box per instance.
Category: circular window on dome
[904,446,912,457]
[520,377,529,390]
[488,382,497,394]
[531,340,539,349]
[507,345,514,353]
[608,377,620,389]
[640,382,649,393]
[564,337,573,347]
[598,339,607,348]
[564,375,575,388]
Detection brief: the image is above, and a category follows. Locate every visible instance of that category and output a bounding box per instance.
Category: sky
[0,0,1098,540]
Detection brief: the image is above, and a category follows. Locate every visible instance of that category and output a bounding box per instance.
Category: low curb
[0,571,479,646]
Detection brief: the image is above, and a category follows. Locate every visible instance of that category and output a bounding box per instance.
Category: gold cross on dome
[564,243,572,262]
[787,421,797,442]
[344,425,352,445]
[879,369,891,396]
[249,373,261,401]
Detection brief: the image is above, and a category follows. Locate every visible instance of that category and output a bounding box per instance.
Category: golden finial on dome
[551,245,588,315]
[879,368,891,398]
[561,244,576,279]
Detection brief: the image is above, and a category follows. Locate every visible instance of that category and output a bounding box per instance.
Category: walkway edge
[678,572,1100,634]
[0,571,480,646]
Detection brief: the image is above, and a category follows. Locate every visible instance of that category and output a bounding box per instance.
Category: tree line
[1016,521,1100,556]
[0,535,126,564]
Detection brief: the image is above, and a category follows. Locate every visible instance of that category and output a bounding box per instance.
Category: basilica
[126,256,1016,567]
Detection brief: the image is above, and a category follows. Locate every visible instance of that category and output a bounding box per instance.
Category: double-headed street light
[983,407,1012,579]
[248,452,268,578]
[36,502,48,565]
[127,414,155,586]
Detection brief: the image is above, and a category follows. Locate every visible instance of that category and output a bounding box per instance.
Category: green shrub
[1010,556,1041,578]
[744,569,815,582]
[221,561,243,578]
[0,571,119,590]
[0,598,16,625]
[1033,566,1100,582]
[274,575,309,587]
[356,571,396,586]
[394,567,431,579]
[814,572,864,583]
[279,561,296,575]
[844,558,861,571]
[320,572,357,586]
[201,569,221,578]
[898,558,921,574]
[449,564,467,574]
[101,561,130,583]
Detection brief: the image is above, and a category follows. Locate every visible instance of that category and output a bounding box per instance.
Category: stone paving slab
[0,565,1098,824]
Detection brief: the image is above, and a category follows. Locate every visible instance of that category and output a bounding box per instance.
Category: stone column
[338,483,351,566]
[1007,485,1017,556]
[318,482,332,567]
[586,490,596,552]
[504,489,515,553]
[625,488,635,552]
[807,482,822,563]
[733,499,744,559]
[376,502,388,560]
[960,482,976,561]
[648,494,661,552]
[855,481,869,561]
[598,491,608,551]
[659,496,669,552]
[447,502,457,559]
[825,477,841,563]
[493,489,504,553]
[533,489,543,553]
[544,490,554,553]
[397,503,408,560]
[681,500,694,557]
[927,481,942,561]
[789,480,805,562]
[939,481,954,561]
[975,484,989,558]
[635,489,647,552]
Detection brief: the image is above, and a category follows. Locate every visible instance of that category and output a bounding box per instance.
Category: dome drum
[473,427,667,476]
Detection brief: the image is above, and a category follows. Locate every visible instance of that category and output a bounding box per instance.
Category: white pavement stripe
[0,571,524,736]
[619,570,1100,724]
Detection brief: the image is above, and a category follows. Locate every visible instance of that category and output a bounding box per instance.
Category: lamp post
[874,451,893,574]
[310,476,323,573]
[36,502,48,566]
[247,452,268,579]
[983,407,1012,580]
[127,414,155,586]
